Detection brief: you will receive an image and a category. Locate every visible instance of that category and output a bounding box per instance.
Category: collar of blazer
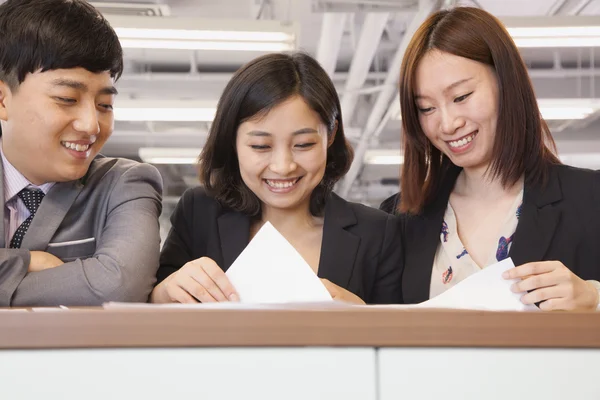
[216,192,360,288]
[402,161,564,304]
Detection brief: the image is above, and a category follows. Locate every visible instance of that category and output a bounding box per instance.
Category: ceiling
[82,0,600,211]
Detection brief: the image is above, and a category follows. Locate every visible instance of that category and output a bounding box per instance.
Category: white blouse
[430,189,523,298]
[429,190,600,310]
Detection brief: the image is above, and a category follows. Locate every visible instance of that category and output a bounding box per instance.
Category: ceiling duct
[90,2,171,17]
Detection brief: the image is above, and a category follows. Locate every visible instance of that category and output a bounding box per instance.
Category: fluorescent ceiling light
[114,100,216,122]
[539,107,594,120]
[364,150,403,165]
[537,98,600,120]
[105,15,298,51]
[512,37,600,48]
[503,16,600,48]
[139,147,202,164]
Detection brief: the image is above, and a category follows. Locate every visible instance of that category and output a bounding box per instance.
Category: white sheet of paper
[224,222,333,304]
[361,258,537,311]
[414,258,537,311]
[103,301,346,311]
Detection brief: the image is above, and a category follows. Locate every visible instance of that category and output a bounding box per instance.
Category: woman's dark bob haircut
[199,52,354,217]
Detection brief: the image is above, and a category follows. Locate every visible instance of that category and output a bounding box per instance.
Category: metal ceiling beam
[315,13,349,76]
[339,12,390,125]
[570,0,593,14]
[546,0,568,15]
[339,0,443,197]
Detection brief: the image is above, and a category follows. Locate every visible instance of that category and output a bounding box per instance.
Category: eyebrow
[415,77,473,100]
[246,127,319,137]
[50,78,119,95]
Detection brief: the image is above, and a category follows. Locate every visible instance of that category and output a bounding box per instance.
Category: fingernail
[229,293,239,302]
[502,271,509,279]
[510,284,518,292]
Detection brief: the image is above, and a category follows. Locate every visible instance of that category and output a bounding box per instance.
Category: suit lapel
[318,194,359,289]
[20,180,83,250]
[217,211,250,271]
[402,165,461,304]
[509,166,562,266]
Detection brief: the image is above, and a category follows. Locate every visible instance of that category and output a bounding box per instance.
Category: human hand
[503,261,599,311]
[29,251,64,272]
[321,279,366,305]
[151,257,239,304]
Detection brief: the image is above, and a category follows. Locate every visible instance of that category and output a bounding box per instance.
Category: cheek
[300,148,328,174]
[419,115,437,141]
[237,150,265,179]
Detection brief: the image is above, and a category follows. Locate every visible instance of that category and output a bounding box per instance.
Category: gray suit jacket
[0,156,163,306]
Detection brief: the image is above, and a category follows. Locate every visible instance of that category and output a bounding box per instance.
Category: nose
[439,106,465,136]
[72,102,100,136]
[268,148,297,176]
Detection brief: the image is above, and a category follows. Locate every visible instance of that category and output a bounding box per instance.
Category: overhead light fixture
[139,147,201,164]
[364,149,403,165]
[114,99,216,122]
[502,15,600,48]
[537,98,600,120]
[105,15,298,51]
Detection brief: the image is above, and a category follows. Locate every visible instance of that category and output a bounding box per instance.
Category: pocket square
[47,237,96,247]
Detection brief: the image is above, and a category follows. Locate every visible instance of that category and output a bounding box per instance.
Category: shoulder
[86,156,162,187]
[174,186,226,220]
[346,199,394,224]
[551,163,599,198]
[379,193,400,215]
[329,193,398,234]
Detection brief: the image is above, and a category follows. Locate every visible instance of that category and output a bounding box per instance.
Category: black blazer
[158,187,403,304]
[381,163,600,304]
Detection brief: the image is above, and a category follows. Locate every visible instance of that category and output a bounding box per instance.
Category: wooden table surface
[1,306,599,349]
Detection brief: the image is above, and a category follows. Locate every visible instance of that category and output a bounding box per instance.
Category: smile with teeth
[448,131,478,148]
[264,177,301,189]
[61,141,91,152]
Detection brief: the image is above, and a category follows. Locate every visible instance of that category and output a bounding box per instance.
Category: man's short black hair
[0,0,123,89]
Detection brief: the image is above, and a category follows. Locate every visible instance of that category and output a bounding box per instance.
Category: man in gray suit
[0,0,163,306]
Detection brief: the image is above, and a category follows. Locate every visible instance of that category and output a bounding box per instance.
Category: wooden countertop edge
[1,308,599,349]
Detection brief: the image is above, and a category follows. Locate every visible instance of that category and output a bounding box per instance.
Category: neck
[455,164,523,200]
[260,202,321,235]
[1,142,44,185]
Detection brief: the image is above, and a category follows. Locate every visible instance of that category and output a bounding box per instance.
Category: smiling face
[0,67,116,184]
[414,50,500,172]
[235,95,330,214]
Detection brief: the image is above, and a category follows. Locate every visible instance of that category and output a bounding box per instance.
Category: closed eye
[418,106,434,114]
[454,92,473,103]
[55,97,76,104]
[250,145,270,150]
[99,104,113,111]
[295,143,316,149]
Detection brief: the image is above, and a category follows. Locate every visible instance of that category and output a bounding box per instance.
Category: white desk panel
[0,347,376,400]
[379,348,600,400]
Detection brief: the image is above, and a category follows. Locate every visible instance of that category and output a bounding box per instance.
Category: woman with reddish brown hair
[381,6,600,311]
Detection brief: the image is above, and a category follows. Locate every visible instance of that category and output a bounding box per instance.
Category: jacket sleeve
[10,163,163,306]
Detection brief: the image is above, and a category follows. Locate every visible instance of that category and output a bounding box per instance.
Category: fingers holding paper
[151,257,239,303]
[321,279,366,305]
[503,261,599,311]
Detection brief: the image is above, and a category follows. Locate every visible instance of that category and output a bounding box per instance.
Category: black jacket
[381,163,600,304]
[159,188,403,304]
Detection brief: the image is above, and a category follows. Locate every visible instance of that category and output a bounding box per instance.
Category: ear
[0,80,12,122]
[327,119,339,148]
